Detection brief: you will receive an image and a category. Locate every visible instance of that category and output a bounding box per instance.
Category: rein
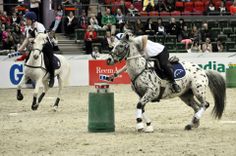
[24,49,47,71]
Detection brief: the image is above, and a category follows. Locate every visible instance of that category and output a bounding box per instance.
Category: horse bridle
[112,41,130,62]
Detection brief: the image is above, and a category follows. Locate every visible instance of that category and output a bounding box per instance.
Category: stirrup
[172,83,181,93]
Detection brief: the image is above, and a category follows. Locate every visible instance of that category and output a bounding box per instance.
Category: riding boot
[49,73,54,88]
[172,81,181,93]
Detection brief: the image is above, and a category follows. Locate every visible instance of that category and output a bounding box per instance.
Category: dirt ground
[0,85,236,156]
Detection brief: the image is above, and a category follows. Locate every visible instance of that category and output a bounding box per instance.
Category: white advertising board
[0,57,89,88]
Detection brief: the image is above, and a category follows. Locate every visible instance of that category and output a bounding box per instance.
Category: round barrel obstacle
[226,64,236,88]
[88,83,115,132]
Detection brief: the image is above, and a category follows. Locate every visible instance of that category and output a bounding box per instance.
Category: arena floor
[0,85,236,156]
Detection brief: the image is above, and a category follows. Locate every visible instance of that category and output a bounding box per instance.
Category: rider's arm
[141,35,148,50]
[18,37,29,53]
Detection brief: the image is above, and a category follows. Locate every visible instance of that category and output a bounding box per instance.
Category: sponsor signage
[89,60,130,85]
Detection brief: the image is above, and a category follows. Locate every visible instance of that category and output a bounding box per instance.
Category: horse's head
[31,33,48,60]
[107,32,133,65]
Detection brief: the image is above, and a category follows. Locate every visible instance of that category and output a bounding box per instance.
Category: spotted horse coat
[108,33,226,132]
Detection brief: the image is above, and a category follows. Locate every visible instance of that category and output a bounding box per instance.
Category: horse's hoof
[53,106,58,112]
[144,125,154,133]
[17,94,24,101]
[136,122,144,132]
[31,104,38,111]
[184,125,192,130]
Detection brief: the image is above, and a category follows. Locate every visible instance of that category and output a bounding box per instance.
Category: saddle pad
[172,63,186,80]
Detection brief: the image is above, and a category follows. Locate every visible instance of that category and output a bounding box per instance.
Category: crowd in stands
[1,0,236,55]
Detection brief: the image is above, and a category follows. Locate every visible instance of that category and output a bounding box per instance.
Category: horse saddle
[44,55,61,70]
[153,56,186,80]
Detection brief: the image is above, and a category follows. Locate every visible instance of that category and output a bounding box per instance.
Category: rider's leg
[157,48,181,93]
[43,43,55,88]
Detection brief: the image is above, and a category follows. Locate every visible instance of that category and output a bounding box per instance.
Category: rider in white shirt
[18,11,55,88]
[111,33,181,93]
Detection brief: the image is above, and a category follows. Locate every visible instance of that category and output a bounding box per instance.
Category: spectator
[219,1,227,15]
[12,24,24,51]
[84,25,97,54]
[11,12,21,25]
[180,25,192,50]
[213,39,224,52]
[0,11,10,25]
[80,0,90,16]
[230,0,236,15]
[200,22,211,43]
[143,0,155,12]
[30,0,41,22]
[102,31,115,51]
[96,5,102,26]
[206,2,216,15]
[89,14,102,30]
[177,18,185,41]
[155,0,168,12]
[189,25,200,43]
[78,10,88,29]
[2,26,14,51]
[202,37,213,53]
[116,8,125,32]
[134,19,144,35]
[144,18,155,35]
[102,8,116,35]
[156,17,166,36]
[190,41,202,53]
[123,21,134,32]
[165,0,175,12]
[64,11,78,36]
[50,5,63,33]
[166,17,178,36]
[128,4,139,16]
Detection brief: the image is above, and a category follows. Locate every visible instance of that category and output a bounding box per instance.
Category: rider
[17,11,55,88]
[111,33,181,93]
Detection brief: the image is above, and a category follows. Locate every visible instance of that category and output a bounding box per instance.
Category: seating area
[74,17,236,53]
[104,0,233,16]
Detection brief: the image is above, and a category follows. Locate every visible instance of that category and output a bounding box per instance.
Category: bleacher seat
[229,34,236,43]
[176,43,187,53]
[133,1,142,12]
[159,11,170,16]
[149,11,158,16]
[223,27,233,36]
[207,20,218,28]
[211,27,222,40]
[175,2,184,12]
[218,19,228,28]
[75,29,85,41]
[165,42,176,53]
[217,34,228,43]
[226,1,233,11]
[166,35,177,43]
[230,20,236,31]
[213,0,222,9]
[181,11,192,16]
[225,42,235,52]
[184,2,194,12]
[170,11,181,16]
[156,35,165,44]
[194,1,204,12]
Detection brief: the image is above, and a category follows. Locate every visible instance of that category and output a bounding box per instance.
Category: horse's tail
[206,70,226,119]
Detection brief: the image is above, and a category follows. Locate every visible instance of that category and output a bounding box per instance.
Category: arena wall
[0,52,235,88]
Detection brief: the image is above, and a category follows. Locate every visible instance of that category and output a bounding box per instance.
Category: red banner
[89,60,130,85]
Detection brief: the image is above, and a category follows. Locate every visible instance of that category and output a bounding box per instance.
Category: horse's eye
[31,41,35,44]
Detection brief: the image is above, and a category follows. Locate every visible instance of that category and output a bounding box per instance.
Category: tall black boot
[172,81,181,93]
